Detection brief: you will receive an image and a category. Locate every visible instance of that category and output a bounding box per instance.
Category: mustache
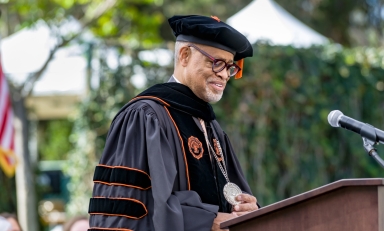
[207,78,227,85]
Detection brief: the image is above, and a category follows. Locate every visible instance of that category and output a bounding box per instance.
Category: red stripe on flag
[0,55,16,177]
[0,97,10,139]
[0,56,15,153]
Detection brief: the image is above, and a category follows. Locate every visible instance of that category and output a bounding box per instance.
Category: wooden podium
[221,178,384,231]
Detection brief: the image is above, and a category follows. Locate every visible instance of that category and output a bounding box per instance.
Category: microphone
[328,110,384,144]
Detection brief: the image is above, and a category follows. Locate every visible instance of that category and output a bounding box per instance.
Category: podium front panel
[230,186,380,231]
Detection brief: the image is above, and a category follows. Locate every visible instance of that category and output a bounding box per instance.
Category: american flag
[0,56,16,177]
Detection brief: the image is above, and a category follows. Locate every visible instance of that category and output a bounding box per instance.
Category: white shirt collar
[172,75,181,83]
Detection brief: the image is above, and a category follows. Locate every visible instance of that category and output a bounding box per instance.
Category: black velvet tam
[168,15,253,61]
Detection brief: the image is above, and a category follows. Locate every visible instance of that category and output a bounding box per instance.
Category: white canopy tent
[227,0,328,47]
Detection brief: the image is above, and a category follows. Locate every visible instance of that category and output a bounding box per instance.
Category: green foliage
[64,51,138,215]
[66,42,384,210]
[161,0,252,19]
[275,0,384,46]
[2,0,170,215]
[4,0,384,216]
[0,172,16,213]
[38,120,74,160]
[2,0,166,51]
[214,43,384,205]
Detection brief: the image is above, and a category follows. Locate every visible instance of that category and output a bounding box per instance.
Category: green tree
[214,43,384,205]
[3,0,383,223]
[275,0,384,46]
[1,0,167,214]
[38,120,74,161]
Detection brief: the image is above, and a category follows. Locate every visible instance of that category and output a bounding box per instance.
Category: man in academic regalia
[88,15,259,231]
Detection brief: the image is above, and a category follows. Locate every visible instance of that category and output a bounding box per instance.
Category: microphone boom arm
[362,137,384,168]
[360,123,384,168]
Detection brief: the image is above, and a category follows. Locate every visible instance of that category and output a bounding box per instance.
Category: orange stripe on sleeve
[89,228,133,231]
[93,181,151,190]
[90,197,148,219]
[97,164,151,180]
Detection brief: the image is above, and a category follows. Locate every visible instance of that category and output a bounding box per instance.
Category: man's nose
[215,68,230,81]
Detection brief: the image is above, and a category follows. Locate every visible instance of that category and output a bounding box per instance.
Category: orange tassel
[235,59,244,79]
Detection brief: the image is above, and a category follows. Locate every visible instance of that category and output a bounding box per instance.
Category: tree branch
[22,0,118,97]
[22,33,78,96]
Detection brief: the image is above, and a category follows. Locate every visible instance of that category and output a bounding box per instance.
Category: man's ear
[178,46,191,67]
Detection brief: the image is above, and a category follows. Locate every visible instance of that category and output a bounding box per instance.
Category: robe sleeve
[89,101,218,231]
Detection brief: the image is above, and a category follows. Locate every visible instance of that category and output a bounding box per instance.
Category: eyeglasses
[188,44,241,77]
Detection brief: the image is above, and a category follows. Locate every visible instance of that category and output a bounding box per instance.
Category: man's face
[182,44,234,103]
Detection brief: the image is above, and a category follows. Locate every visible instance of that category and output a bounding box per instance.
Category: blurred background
[0,0,383,230]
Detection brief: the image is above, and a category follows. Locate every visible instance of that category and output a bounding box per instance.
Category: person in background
[0,216,11,231]
[62,215,89,231]
[0,213,22,231]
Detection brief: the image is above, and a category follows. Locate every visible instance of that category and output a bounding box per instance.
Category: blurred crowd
[0,213,89,231]
[0,213,21,231]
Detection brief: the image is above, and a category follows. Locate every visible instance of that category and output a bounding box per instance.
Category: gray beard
[205,85,223,103]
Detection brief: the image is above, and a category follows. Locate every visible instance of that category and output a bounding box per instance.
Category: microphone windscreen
[328,110,343,127]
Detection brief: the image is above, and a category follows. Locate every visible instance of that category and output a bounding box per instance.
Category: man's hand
[232,193,258,216]
[211,212,238,231]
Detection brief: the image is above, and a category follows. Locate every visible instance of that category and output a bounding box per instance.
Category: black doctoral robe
[88,78,253,231]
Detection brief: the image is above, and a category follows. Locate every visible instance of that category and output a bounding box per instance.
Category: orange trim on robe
[97,164,151,180]
[130,96,170,107]
[90,228,133,231]
[93,181,151,190]
[163,106,191,190]
[91,196,148,219]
